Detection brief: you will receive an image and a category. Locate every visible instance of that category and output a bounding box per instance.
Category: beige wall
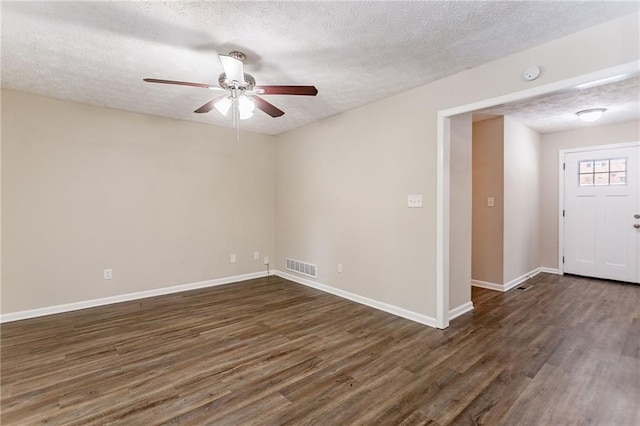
[2,13,639,318]
[471,116,541,286]
[276,14,639,318]
[540,119,640,269]
[275,100,434,313]
[0,89,3,311]
[503,117,542,283]
[472,117,504,284]
[449,113,472,310]
[1,90,276,313]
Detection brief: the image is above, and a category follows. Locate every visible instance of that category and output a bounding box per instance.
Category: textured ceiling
[474,75,640,134]
[2,1,639,135]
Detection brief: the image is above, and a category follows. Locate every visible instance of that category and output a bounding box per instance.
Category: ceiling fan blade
[219,55,245,85]
[254,85,318,96]
[194,95,227,113]
[253,96,285,118]
[143,78,218,90]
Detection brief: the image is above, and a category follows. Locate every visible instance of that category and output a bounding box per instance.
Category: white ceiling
[474,75,640,133]
[2,1,638,136]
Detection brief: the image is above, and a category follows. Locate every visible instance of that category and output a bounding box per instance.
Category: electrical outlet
[407,194,423,208]
[103,268,112,280]
[263,256,269,265]
[253,251,260,260]
[230,254,236,263]
[337,263,343,274]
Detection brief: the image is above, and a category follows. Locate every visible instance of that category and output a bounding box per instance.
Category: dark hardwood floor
[1,273,639,425]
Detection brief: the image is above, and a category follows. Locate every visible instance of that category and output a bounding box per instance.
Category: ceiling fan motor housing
[228,51,247,62]
[218,72,256,91]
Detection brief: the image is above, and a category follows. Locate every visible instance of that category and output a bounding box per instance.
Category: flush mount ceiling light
[576,108,606,123]
[144,51,318,140]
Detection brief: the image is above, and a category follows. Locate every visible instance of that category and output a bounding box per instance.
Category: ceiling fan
[143,51,318,123]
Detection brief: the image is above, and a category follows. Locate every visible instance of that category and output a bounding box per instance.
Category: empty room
[1,1,639,424]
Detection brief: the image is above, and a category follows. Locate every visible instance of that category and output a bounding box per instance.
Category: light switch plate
[408,194,423,208]
[487,197,495,207]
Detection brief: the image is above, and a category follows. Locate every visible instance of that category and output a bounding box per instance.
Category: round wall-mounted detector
[523,66,541,81]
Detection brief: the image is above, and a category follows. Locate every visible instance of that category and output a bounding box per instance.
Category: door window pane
[610,158,626,172]
[578,158,627,187]
[594,160,609,173]
[579,161,593,173]
[579,174,594,186]
[610,172,626,185]
[594,173,609,185]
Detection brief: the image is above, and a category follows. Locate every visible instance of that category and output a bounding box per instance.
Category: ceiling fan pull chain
[236,112,240,142]
[232,96,240,141]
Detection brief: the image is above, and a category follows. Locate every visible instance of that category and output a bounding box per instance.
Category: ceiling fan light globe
[239,110,254,120]
[238,95,256,119]
[214,97,232,116]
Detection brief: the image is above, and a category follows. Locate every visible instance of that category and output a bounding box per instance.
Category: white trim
[0,271,271,323]
[560,141,640,155]
[540,267,560,275]
[558,141,640,276]
[449,302,474,321]
[471,279,505,291]
[435,114,450,329]
[472,267,546,292]
[559,148,566,275]
[274,270,439,328]
[503,267,543,292]
[435,61,640,329]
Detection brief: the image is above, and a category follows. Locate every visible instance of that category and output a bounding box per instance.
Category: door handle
[635,224,640,229]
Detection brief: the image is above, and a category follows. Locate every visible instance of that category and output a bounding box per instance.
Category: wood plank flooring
[1,273,639,425]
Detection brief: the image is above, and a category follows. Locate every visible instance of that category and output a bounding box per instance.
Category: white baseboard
[0,271,271,323]
[274,270,439,328]
[3,269,478,329]
[471,279,504,291]
[472,267,549,293]
[540,267,560,275]
[503,267,543,291]
[449,301,474,320]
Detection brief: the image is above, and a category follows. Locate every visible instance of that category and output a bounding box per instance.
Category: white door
[563,144,639,284]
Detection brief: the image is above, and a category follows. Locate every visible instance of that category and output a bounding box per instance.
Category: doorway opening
[436,61,639,329]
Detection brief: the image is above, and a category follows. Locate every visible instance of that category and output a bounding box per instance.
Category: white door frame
[435,60,639,329]
[558,141,640,276]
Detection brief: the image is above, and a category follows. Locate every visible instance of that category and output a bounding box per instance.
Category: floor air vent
[517,284,534,291]
[286,258,317,278]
